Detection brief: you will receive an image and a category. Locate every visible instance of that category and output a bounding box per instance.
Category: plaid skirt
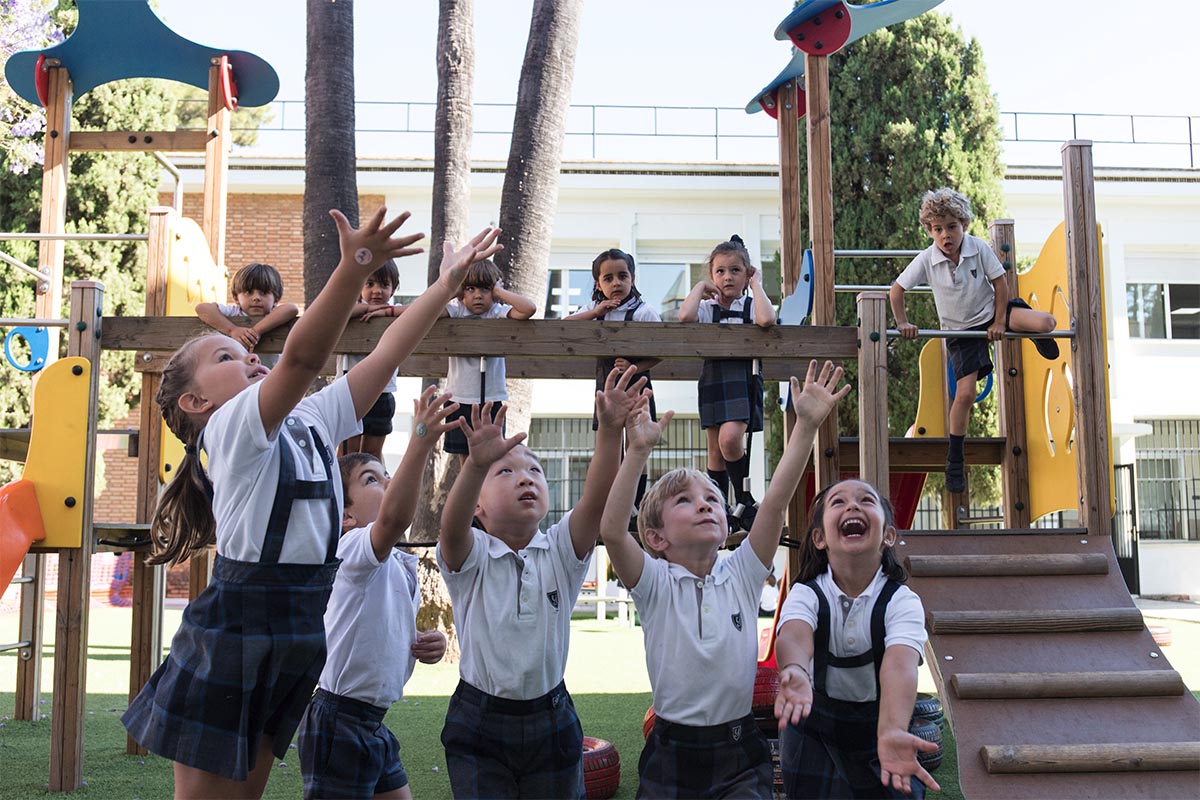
[699,359,764,432]
[441,679,584,799]
[122,555,338,781]
[780,693,925,800]
[638,714,774,799]
[298,689,407,800]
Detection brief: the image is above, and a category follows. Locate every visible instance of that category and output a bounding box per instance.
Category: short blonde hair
[918,188,973,229]
[637,468,718,559]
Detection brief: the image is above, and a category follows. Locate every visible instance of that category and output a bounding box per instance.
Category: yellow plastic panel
[161,216,226,483]
[911,338,946,438]
[22,357,90,547]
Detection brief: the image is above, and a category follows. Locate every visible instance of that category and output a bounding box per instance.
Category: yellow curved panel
[912,338,946,438]
[161,216,226,483]
[22,358,90,548]
[1019,222,1113,521]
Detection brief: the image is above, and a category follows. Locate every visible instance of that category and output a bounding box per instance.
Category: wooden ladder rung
[953,670,1185,699]
[928,607,1143,634]
[907,553,1109,577]
[980,742,1200,774]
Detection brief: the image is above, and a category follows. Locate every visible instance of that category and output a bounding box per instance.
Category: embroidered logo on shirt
[547,590,560,609]
[731,612,743,631]
[731,723,743,742]
[970,268,978,279]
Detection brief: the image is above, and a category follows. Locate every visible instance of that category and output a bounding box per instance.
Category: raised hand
[594,364,649,431]
[624,396,673,454]
[877,728,942,795]
[790,360,851,428]
[409,387,462,449]
[775,663,814,729]
[438,227,504,293]
[330,206,425,274]
[411,629,448,665]
[463,402,527,468]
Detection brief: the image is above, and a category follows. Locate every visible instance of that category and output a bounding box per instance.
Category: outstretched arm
[258,207,425,433]
[598,397,674,589]
[348,228,502,418]
[370,387,462,560]
[877,645,942,795]
[568,365,649,559]
[774,618,816,729]
[747,360,850,566]
[439,403,527,572]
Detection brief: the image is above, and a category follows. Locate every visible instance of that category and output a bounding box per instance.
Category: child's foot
[729,495,759,533]
[945,459,965,494]
[1032,336,1059,360]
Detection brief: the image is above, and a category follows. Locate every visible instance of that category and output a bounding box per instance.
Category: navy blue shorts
[946,298,1039,382]
[443,402,504,455]
[361,391,396,437]
[298,689,408,800]
[638,714,774,799]
[441,680,584,799]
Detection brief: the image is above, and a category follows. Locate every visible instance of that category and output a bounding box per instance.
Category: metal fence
[1133,419,1200,541]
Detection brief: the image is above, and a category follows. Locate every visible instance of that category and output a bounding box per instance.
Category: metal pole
[887,329,1075,340]
[0,233,149,241]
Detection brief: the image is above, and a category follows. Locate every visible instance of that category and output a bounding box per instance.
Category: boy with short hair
[598,360,850,799]
[889,187,1058,493]
[297,385,457,800]
[195,261,298,368]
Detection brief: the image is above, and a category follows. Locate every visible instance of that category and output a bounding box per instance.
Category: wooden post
[17,60,72,724]
[1062,141,1113,541]
[857,292,889,491]
[126,208,172,754]
[805,52,839,494]
[50,281,103,792]
[990,219,1032,528]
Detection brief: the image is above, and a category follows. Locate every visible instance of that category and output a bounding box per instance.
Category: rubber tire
[752,665,780,715]
[908,715,943,773]
[583,736,621,800]
[643,705,656,740]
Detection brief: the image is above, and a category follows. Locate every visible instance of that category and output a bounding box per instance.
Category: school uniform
[580,295,661,429]
[776,568,928,799]
[123,378,360,781]
[338,352,399,436]
[696,296,765,432]
[298,524,420,799]
[216,301,280,368]
[437,511,591,799]
[632,545,776,799]
[443,299,513,454]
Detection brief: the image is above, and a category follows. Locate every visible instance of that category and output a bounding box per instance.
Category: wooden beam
[928,607,1143,635]
[857,292,889,490]
[1062,141,1113,541]
[953,670,1185,700]
[837,437,1005,471]
[68,130,212,152]
[905,553,1109,578]
[980,742,1200,774]
[777,78,803,295]
[202,61,230,268]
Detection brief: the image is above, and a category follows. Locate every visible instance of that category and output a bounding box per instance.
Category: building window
[1133,418,1200,541]
[544,263,691,320]
[1126,283,1200,339]
[528,415,709,529]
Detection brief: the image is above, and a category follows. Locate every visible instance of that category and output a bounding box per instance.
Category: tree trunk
[495,0,583,433]
[303,0,358,305]
[410,0,477,662]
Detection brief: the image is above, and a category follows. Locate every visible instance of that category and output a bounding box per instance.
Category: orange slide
[0,480,46,600]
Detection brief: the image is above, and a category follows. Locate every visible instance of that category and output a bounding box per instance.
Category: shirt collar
[479,527,551,559]
[664,555,733,585]
[929,234,979,268]
[819,565,886,603]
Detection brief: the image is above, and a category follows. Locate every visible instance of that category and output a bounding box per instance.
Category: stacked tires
[583,736,620,800]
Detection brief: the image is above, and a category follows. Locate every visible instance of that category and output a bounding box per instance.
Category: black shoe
[945,460,965,494]
[1032,336,1059,360]
[730,497,759,533]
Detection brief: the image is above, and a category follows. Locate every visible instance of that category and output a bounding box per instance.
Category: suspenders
[707,296,754,325]
[259,423,341,565]
[803,577,902,700]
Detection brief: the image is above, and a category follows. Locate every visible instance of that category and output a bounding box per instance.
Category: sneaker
[945,460,965,494]
[1032,336,1059,360]
[730,497,759,533]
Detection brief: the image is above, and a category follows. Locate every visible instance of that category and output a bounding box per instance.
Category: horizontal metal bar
[9,576,34,585]
[833,250,923,258]
[836,284,932,294]
[0,233,149,242]
[0,318,70,327]
[0,640,32,653]
[957,515,1006,525]
[888,329,1075,340]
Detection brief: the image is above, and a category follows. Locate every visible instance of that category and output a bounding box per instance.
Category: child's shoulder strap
[802,578,831,694]
[622,296,643,321]
[868,579,904,675]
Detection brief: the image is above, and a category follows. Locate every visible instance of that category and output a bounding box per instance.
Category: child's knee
[1037,313,1057,333]
[718,427,745,460]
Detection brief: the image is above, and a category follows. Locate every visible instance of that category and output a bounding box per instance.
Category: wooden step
[928,607,1143,634]
[980,742,1200,774]
[907,553,1109,577]
[952,670,1185,699]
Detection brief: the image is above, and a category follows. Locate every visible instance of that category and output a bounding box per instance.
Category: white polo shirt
[894,234,1006,330]
[632,544,771,726]
[204,377,361,564]
[581,296,663,322]
[319,525,420,708]
[695,295,752,325]
[776,567,927,703]
[437,511,591,700]
[444,300,513,404]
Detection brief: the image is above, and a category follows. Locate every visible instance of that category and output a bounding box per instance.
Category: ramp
[899,529,1199,799]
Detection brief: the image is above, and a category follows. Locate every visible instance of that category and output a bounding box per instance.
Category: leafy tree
[790,12,1005,501]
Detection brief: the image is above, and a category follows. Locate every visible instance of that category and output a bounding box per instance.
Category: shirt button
[848,637,856,645]
[695,581,704,589]
[703,606,711,613]
[298,439,307,448]
[286,418,296,426]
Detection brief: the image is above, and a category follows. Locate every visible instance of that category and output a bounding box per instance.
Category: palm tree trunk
[303,0,358,305]
[495,0,583,433]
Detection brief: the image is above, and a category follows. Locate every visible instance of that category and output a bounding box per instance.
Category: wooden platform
[901,530,1200,799]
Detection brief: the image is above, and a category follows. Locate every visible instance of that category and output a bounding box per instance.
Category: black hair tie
[730,234,745,245]
[184,444,199,456]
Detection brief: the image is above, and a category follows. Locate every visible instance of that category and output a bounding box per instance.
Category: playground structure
[0,0,1197,797]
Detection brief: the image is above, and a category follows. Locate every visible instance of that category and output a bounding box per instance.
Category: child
[196,261,299,368]
[339,258,402,459]
[599,360,850,800]
[678,235,777,528]
[439,260,536,460]
[123,207,501,799]
[298,385,458,800]
[564,248,661,518]
[437,366,647,799]
[774,480,941,799]
[889,187,1058,493]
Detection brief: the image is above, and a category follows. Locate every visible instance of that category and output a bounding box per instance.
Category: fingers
[378,209,411,239]
[657,409,675,433]
[329,208,351,237]
[916,765,940,792]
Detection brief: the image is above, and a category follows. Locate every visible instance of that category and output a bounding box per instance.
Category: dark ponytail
[590,248,642,304]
